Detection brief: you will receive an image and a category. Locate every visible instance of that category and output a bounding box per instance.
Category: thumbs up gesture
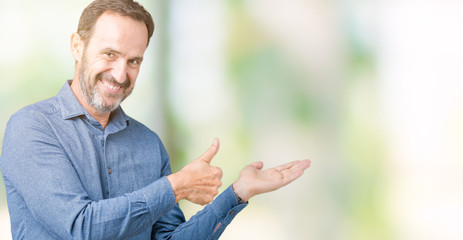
[167,138,223,205]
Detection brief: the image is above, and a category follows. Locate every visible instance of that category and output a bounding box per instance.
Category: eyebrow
[131,56,144,63]
[100,47,121,55]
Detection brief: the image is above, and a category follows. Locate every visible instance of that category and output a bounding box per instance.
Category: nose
[111,59,128,84]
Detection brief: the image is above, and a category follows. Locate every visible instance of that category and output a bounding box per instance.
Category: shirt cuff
[138,176,177,222]
[207,185,248,239]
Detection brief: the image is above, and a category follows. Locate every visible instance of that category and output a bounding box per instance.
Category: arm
[152,139,243,239]
[153,185,246,240]
[0,111,176,239]
[152,139,311,239]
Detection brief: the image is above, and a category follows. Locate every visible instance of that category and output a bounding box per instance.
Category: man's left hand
[232,159,311,202]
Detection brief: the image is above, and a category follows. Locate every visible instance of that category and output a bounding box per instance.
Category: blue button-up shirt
[0,81,246,239]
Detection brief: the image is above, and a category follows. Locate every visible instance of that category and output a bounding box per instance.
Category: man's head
[77,0,154,47]
[70,0,154,114]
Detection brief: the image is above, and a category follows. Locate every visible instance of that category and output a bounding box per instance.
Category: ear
[70,32,84,62]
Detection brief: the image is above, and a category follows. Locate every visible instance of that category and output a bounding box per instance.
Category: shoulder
[1,98,62,172]
[10,96,60,123]
[4,97,62,145]
[9,98,55,124]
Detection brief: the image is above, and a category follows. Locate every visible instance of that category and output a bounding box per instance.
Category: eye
[105,52,115,58]
[129,59,142,66]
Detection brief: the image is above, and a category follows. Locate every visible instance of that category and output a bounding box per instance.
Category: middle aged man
[0,0,311,239]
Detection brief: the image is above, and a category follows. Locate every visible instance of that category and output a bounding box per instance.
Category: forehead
[88,11,148,55]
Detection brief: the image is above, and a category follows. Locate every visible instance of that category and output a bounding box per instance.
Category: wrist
[167,173,186,203]
[232,181,250,203]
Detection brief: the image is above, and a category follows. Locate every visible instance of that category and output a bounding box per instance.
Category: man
[0,0,311,239]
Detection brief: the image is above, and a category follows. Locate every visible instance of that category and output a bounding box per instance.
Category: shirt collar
[58,80,87,120]
[57,80,130,128]
[107,106,130,133]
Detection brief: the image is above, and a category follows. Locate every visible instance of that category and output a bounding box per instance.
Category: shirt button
[108,169,112,174]
[230,211,235,215]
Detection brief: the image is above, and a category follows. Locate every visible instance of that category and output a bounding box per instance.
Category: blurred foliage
[222,1,390,239]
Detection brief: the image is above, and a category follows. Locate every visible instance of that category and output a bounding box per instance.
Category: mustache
[96,72,130,89]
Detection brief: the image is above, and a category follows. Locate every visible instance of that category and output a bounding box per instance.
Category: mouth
[100,79,122,93]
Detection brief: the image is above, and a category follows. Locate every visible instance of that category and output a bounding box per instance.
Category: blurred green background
[1,0,463,239]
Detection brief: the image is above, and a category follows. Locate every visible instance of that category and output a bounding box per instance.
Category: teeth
[103,80,121,90]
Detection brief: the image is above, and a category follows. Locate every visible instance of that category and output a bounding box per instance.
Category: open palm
[233,159,311,202]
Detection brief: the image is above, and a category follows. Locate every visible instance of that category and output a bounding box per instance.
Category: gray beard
[79,70,124,114]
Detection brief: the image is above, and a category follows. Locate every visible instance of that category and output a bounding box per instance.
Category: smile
[102,79,121,91]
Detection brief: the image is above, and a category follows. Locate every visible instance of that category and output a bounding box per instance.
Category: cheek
[89,60,112,78]
[127,70,139,86]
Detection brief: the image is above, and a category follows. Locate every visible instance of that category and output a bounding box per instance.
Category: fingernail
[213,138,219,145]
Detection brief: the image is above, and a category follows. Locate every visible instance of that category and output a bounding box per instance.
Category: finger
[300,159,311,170]
[287,160,311,173]
[274,160,302,172]
[198,138,220,164]
[250,161,264,170]
[213,166,223,179]
[280,160,311,184]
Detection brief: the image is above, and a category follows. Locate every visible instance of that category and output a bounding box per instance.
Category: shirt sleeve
[152,143,248,240]
[152,185,248,240]
[0,110,177,239]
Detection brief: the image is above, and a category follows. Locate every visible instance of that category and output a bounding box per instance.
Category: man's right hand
[167,138,223,205]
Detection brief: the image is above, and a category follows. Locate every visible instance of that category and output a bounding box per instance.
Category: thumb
[198,138,220,164]
[250,161,264,170]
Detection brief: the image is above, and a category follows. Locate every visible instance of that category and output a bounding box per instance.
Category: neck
[70,78,111,130]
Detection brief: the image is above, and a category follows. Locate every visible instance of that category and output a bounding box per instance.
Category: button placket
[102,134,113,197]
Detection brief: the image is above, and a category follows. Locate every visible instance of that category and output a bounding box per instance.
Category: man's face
[78,12,148,113]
